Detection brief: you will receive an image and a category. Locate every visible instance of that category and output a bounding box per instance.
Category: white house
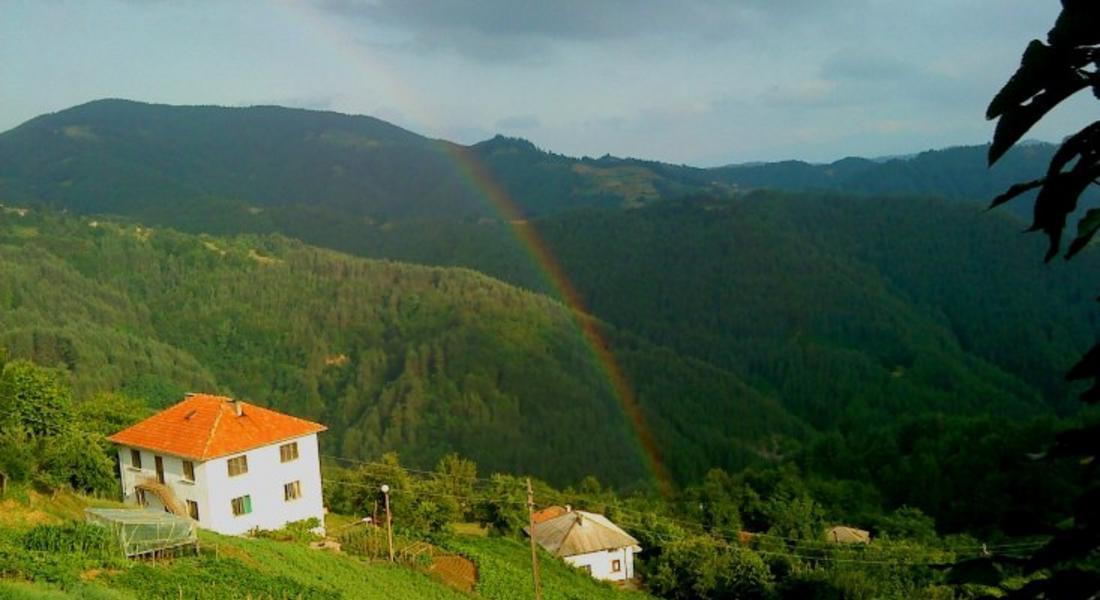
[526,507,641,582]
[107,393,327,536]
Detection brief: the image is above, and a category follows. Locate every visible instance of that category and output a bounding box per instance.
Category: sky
[1,0,1092,165]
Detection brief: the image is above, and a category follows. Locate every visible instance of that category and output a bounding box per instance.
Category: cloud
[309,0,868,61]
[494,114,541,130]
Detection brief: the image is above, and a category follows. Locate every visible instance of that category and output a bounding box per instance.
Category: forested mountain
[0,99,710,222]
[527,194,1097,424]
[0,100,1060,229]
[150,189,1094,429]
[0,208,802,487]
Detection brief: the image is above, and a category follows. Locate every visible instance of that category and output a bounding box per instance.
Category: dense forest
[0,208,804,487]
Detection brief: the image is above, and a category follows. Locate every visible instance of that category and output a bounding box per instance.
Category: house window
[130,449,142,469]
[284,480,302,501]
[186,500,199,520]
[611,559,622,573]
[227,455,248,477]
[182,460,195,482]
[231,495,252,516]
[279,442,299,463]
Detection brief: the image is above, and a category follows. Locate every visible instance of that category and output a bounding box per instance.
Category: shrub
[21,523,117,559]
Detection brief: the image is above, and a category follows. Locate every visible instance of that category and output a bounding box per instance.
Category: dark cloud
[311,0,861,60]
[318,0,662,40]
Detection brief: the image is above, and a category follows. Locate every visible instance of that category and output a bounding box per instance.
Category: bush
[250,517,322,542]
[647,535,772,600]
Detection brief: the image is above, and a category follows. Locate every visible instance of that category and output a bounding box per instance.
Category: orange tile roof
[532,506,568,524]
[107,393,326,461]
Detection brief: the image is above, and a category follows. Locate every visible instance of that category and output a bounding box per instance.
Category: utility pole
[381,484,395,562]
[526,477,543,600]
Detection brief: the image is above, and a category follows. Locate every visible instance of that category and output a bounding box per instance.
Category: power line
[322,454,496,483]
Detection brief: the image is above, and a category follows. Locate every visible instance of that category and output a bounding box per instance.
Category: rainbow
[441,145,672,492]
[277,0,671,493]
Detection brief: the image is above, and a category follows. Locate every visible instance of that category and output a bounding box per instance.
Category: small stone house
[526,507,641,582]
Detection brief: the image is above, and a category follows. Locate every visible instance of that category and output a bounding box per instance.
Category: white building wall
[115,433,325,536]
[563,546,636,582]
[116,446,210,523]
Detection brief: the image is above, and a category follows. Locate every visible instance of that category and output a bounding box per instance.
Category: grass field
[0,487,653,599]
[0,487,469,599]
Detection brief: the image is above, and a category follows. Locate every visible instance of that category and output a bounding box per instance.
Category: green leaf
[1046,121,1100,177]
[988,41,1053,121]
[1066,208,1100,258]
[1048,0,1100,47]
[1028,162,1098,261]
[989,179,1044,210]
[987,41,1089,165]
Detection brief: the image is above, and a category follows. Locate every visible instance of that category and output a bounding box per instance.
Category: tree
[967,1,1100,595]
[474,473,528,535]
[647,534,772,600]
[74,392,150,437]
[433,453,478,519]
[0,360,72,438]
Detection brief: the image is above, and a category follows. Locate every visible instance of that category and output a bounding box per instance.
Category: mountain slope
[528,193,1099,422]
[306,193,1098,427]
[0,208,801,486]
[218,190,1096,428]
[0,99,702,222]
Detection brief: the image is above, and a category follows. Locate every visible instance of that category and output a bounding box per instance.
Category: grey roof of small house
[524,510,640,557]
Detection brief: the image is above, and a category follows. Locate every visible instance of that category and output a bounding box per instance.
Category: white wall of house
[563,546,636,582]
[116,433,325,536]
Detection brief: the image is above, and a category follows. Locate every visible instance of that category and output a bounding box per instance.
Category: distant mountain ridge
[0,99,1060,225]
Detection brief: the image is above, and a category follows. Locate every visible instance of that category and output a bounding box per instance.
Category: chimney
[233,400,244,417]
[565,504,572,513]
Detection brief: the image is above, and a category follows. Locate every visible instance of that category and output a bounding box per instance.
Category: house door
[155,456,165,484]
